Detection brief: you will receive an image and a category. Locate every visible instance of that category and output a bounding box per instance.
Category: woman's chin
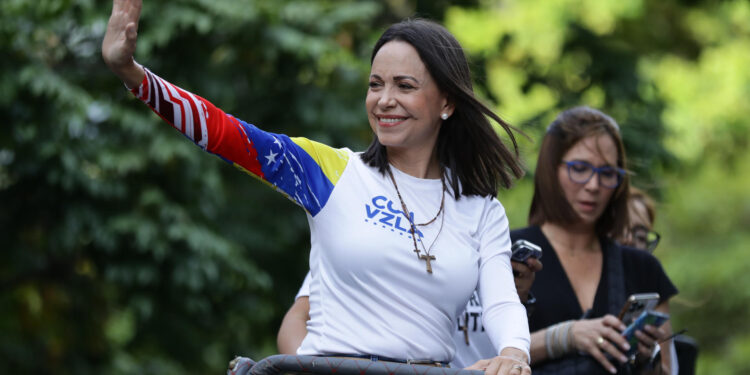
[572,212,600,228]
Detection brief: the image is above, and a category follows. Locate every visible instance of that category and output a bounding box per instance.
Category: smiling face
[366,41,452,159]
[558,134,619,226]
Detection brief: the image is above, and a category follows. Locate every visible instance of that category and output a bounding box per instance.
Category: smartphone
[617,293,660,326]
[622,310,670,357]
[511,239,543,262]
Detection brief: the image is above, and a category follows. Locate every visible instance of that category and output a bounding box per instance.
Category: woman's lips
[376,115,408,127]
[578,201,597,212]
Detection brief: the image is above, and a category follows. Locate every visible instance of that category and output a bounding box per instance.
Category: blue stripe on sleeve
[239,119,336,216]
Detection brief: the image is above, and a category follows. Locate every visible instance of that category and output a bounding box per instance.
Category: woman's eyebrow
[393,75,420,84]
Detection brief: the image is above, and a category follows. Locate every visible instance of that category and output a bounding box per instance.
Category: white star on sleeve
[273,137,283,148]
[265,150,279,165]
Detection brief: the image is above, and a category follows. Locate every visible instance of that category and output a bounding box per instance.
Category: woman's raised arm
[102,0,145,88]
[100,0,349,217]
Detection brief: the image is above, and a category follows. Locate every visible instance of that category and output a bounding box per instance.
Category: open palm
[102,0,143,85]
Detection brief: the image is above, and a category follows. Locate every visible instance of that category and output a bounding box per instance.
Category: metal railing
[228,355,485,375]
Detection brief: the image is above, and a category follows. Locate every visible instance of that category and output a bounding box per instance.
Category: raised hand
[102,0,145,88]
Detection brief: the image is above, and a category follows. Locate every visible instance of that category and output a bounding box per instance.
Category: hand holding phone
[621,310,669,358]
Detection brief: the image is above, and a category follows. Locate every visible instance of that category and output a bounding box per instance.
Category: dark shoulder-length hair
[528,106,630,238]
[360,19,523,199]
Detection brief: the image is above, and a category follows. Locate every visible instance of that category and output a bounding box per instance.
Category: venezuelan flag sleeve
[130,68,349,216]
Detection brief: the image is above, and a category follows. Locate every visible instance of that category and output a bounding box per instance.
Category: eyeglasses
[630,224,661,253]
[562,160,625,189]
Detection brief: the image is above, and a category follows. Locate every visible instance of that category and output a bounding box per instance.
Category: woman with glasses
[619,187,661,252]
[513,107,677,374]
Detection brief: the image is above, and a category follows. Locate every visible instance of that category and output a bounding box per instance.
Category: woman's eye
[398,83,415,89]
[368,81,382,88]
[571,164,589,173]
[600,169,616,178]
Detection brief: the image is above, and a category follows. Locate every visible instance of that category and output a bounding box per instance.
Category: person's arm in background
[277,296,310,354]
[277,272,311,354]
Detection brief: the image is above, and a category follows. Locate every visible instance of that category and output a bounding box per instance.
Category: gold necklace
[386,165,446,274]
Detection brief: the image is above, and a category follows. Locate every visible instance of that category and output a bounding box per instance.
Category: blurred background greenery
[1,0,748,374]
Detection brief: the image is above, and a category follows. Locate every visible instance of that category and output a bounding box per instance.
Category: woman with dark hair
[102,1,530,374]
[517,107,677,374]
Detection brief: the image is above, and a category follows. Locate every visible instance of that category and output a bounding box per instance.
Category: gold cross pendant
[419,254,436,274]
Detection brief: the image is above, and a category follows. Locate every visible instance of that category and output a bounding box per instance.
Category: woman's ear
[441,98,455,119]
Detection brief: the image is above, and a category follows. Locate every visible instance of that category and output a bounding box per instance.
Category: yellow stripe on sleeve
[291,137,350,186]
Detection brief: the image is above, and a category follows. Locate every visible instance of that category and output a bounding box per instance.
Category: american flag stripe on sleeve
[130,68,349,216]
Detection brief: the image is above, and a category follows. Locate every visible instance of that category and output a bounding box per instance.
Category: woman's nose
[584,172,601,191]
[377,88,397,108]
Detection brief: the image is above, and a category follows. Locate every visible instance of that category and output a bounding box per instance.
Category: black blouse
[510,225,678,333]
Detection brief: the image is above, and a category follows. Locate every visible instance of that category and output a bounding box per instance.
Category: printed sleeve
[130,68,349,216]
[295,272,312,300]
[477,198,531,360]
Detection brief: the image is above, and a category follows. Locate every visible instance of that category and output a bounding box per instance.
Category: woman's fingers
[635,329,656,347]
[507,362,523,375]
[597,335,629,364]
[125,22,138,41]
[602,327,631,353]
[588,345,618,374]
[598,315,630,353]
[103,0,142,68]
[601,314,627,331]
[643,324,667,342]
[480,356,530,375]
[636,340,653,360]
[634,327,659,360]
[572,317,630,373]
[484,357,501,375]
[511,261,530,277]
[465,359,491,370]
[525,257,543,272]
[102,0,145,87]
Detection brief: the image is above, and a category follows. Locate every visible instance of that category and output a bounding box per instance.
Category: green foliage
[658,155,750,373]
[445,0,675,185]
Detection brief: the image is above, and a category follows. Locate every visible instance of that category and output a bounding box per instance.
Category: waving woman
[102,1,531,374]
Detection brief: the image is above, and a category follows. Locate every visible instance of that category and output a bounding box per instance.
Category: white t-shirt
[298,280,500,367]
[298,278,505,367]
[299,155,528,362]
